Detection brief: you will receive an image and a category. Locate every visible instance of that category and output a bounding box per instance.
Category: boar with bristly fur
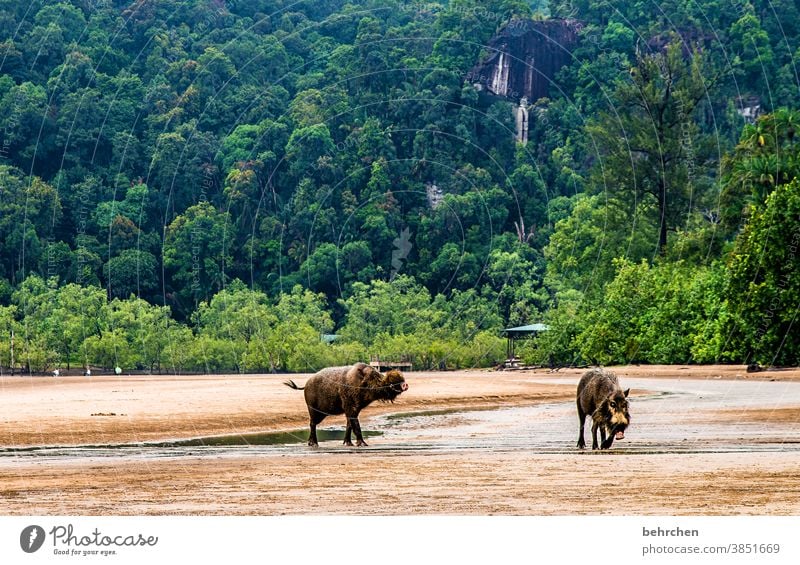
[284,363,408,447]
[576,368,630,450]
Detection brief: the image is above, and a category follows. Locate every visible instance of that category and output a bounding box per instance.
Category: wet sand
[1,365,799,515]
[3,451,796,515]
[0,370,570,446]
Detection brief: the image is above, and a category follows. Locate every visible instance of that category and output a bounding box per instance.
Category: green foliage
[337,276,505,369]
[0,304,18,367]
[0,166,62,282]
[586,41,712,253]
[83,330,137,371]
[163,202,232,314]
[721,109,800,231]
[522,289,586,366]
[531,260,729,366]
[104,250,159,300]
[573,260,718,364]
[721,179,800,365]
[93,183,151,229]
[729,11,774,90]
[338,276,436,345]
[1,1,799,369]
[544,194,656,293]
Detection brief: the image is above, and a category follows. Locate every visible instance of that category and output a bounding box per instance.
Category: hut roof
[501,323,549,337]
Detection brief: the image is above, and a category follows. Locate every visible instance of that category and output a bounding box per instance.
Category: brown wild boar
[284,363,408,447]
[576,368,630,450]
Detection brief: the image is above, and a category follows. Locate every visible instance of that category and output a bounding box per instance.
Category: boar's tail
[283,379,304,390]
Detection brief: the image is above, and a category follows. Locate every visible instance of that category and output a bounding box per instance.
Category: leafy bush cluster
[0,275,504,372]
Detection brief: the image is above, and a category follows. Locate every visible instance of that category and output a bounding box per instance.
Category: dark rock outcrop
[469,18,582,103]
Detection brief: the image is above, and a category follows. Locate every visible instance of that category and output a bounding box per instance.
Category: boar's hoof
[577,439,586,449]
[356,440,368,447]
[343,440,353,446]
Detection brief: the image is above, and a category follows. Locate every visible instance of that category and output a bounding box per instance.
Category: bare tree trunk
[658,179,668,253]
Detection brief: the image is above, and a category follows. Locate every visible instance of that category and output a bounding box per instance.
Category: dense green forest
[0,0,798,373]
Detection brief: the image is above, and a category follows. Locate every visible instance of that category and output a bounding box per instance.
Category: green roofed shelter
[500,323,550,363]
[321,333,339,344]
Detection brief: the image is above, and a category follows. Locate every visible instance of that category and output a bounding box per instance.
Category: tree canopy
[0,0,798,371]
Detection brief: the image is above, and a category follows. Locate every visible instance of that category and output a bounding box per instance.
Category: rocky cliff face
[469,19,582,103]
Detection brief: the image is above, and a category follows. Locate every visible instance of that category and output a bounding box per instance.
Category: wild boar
[284,363,408,447]
[576,368,630,450]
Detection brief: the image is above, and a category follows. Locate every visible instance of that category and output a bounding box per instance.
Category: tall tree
[587,41,712,253]
[163,202,232,316]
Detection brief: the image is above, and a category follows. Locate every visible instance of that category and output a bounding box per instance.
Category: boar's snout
[389,380,408,395]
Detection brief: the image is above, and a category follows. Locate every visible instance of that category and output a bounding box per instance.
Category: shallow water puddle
[2,378,800,460]
[150,428,382,447]
[0,427,381,455]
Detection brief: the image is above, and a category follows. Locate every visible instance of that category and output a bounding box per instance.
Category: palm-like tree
[727,110,800,188]
[721,109,800,231]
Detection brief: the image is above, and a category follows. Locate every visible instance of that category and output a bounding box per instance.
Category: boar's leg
[591,420,600,450]
[308,409,326,447]
[308,419,318,447]
[343,421,353,446]
[346,412,368,447]
[599,425,607,448]
[343,402,367,447]
[577,404,587,449]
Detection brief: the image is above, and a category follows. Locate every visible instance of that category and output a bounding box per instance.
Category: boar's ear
[624,388,630,397]
[360,364,381,385]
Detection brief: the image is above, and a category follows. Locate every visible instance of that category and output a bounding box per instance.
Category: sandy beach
[1,365,799,515]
